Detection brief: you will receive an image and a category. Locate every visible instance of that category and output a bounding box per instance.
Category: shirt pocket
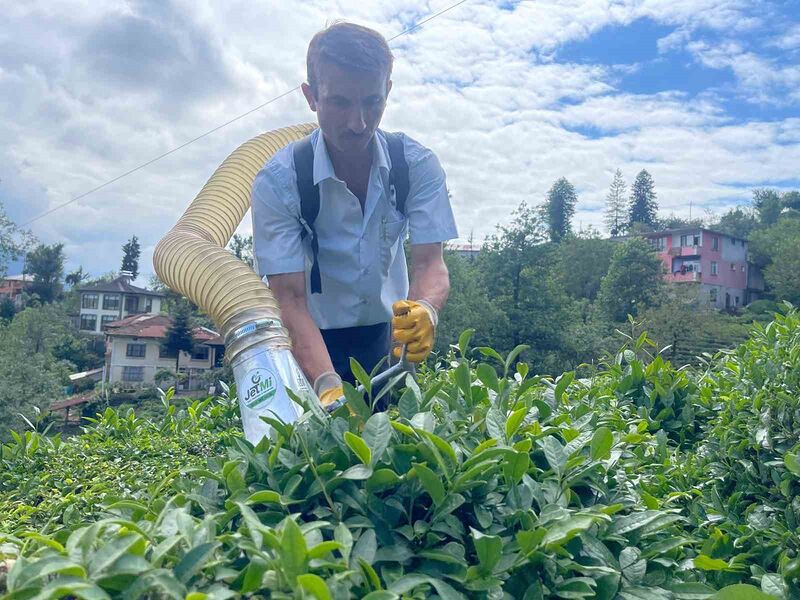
[380,213,407,273]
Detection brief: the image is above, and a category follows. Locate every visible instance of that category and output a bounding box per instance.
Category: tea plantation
[2,310,800,599]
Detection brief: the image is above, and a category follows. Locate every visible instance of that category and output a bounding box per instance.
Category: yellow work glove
[313,371,344,409]
[391,299,438,363]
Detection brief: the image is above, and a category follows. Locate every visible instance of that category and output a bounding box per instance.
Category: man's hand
[392,299,438,363]
[313,371,344,409]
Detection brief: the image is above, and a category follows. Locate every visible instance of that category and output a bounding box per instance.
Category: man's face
[303,62,391,156]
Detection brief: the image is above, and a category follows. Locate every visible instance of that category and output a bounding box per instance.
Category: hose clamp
[226,318,283,345]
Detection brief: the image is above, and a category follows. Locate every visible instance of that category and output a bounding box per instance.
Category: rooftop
[78,274,165,297]
[641,227,748,243]
[104,313,224,345]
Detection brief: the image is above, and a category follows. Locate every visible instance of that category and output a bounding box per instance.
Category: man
[251,22,457,408]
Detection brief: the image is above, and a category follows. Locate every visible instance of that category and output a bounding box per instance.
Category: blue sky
[1,0,799,281]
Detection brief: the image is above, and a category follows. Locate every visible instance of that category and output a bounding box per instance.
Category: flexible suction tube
[152,123,316,362]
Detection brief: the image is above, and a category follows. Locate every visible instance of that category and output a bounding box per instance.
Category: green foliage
[227,234,254,268]
[598,237,664,322]
[752,189,784,227]
[24,243,65,304]
[713,207,759,240]
[628,169,658,229]
[0,304,83,435]
[5,313,800,598]
[541,177,577,243]
[0,198,35,279]
[555,237,615,301]
[120,236,141,280]
[163,302,194,375]
[604,169,627,236]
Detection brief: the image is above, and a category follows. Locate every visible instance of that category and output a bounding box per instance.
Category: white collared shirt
[251,128,458,330]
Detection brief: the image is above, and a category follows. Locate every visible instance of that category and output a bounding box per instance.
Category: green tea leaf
[413,463,446,505]
[693,555,731,571]
[590,427,613,460]
[344,432,372,466]
[784,452,800,477]
[363,412,391,466]
[350,357,372,396]
[471,528,502,574]
[476,363,500,392]
[172,542,219,584]
[281,518,308,584]
[297,573,333,600]
[712,584,778,599]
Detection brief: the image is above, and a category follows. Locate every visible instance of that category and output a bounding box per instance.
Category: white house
[104,314,225,390]
[77,273,165,335]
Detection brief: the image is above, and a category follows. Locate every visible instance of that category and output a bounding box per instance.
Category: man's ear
[387,79,393,98]
[301,83,317,112]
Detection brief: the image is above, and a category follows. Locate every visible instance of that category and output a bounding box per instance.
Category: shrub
[2,319,800,599]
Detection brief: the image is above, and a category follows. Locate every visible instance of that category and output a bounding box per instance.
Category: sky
[2,0,799,282]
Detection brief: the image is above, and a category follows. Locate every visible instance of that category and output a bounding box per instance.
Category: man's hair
[306,22,393,94]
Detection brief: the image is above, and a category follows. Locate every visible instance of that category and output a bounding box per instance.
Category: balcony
[668,246,701,257]
[669,271,702,283]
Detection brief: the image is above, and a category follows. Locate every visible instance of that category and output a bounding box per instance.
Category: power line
[21,0,469,227]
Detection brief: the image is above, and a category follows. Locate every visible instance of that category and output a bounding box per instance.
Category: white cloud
[0,0,797,282]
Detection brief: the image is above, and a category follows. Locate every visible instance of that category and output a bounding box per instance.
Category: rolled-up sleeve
[251,162,305,276]
[404,138,458,245]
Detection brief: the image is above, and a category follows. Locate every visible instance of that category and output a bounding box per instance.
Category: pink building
[642,228,762,310]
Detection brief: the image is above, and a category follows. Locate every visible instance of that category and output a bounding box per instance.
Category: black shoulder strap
[293,135,322,294]
[385,132,409,215]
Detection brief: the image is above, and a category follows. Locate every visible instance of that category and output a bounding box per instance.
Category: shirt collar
[312,129,389,185]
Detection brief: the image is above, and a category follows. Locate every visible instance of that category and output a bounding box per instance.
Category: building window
[710,287,718,302]
[126,343,147,358]
[730,263,736,271]
[80,314,97,331]
[741,265,745,272]
[682,234,700,246]
[125,295,140,313]
[712,237,719,251]
[122,366,144,382]
[103,294,120,310]
[711,261,718,275]
[191,345,210,361]
[735,296,740,306]
[82,293,98,309]
[159,345,177,359]
[101,315,117,330]
[144,297,153,312]
[650,237,665,251]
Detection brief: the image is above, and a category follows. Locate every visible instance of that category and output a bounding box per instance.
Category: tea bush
[2,312,800,599]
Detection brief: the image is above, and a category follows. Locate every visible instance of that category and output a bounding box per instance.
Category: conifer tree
[541,177,577,243]
[121,235,141,280]
[604,169,627,236]
[628,169,659,229]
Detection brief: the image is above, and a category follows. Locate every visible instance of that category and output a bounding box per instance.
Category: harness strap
[293,131,409,295]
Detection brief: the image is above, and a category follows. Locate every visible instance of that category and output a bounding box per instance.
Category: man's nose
[348,107,367,133]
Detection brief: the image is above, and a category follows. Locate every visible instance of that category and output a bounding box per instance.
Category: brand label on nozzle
[242,368,278,409]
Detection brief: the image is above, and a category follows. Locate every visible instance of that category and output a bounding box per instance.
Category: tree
[0,305,73,435]
[752,189,783,227]
[714,206,759,239]
[604,169,628,236]
[555,237,615,301]
[435,251,508,356]
[121,235,141,279]
[628,169,658,229]
[597,237,664,322]
[0,297,15,323]
[228,234,254,268]
[25,243,65,304]
[764,240,800,305]
[541,177,577,243]
[162,301,195,387]
[0,198,35,278]
[65,266,89,288]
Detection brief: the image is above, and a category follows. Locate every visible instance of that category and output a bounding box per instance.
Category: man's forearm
[408,259,450,312]
[280,302,335,384]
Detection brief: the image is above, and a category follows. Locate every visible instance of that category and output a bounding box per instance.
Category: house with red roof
[104,313,225,389]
